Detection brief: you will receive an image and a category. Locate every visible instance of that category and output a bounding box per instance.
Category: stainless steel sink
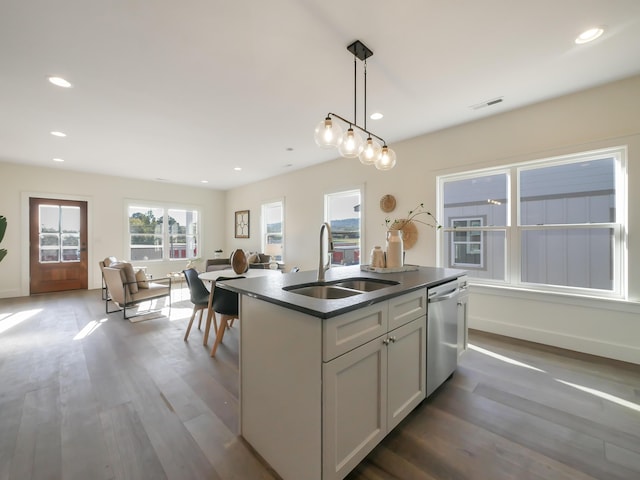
[283,278,399,299]
[285,285,362,299]
[333,279,399,292]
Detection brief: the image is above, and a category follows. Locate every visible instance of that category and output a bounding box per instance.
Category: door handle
[428,288,459,303]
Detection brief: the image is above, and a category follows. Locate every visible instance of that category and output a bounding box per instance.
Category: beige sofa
[205,258,232,272]
[205,252,274,272]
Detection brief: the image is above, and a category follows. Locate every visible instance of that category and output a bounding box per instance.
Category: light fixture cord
[353,56,357,128]
[363,59,367,131]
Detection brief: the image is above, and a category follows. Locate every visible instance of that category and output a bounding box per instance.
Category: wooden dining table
[198,268,281,346]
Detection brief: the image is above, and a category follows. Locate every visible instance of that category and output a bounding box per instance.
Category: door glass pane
[40,232,60,262]
[521,228,613,290]
[61,206,80,233]
[60,206,80,262]
[39,205,60,232]
[40,233,60,246]
[519,158,615,225]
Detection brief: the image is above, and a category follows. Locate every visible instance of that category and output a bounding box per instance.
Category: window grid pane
[521,227,614,290]
[326,190,361,266]
[129,207,164,261]
[444,173,508,227]
[168,209,199,259]
[519,158,615,226]
[263,202,284,262]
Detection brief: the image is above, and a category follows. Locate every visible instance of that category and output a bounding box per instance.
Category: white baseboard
[470,314,640,365]
[0,288,22,299]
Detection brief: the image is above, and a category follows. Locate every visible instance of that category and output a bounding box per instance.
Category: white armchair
[102,263,171,319]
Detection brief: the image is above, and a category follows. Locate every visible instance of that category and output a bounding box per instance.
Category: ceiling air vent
[470,96,504,110]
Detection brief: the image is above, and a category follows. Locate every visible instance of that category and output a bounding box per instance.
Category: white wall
[226,74,640,364]
[1,75,638,364]
[0,163,225,298]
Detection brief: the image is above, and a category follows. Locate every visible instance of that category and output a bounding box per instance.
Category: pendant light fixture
[314,40,396,170]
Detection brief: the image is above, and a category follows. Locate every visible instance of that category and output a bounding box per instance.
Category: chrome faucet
[318,222,334,283]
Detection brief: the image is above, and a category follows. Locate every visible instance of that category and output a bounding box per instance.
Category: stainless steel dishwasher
[427,278,464,397]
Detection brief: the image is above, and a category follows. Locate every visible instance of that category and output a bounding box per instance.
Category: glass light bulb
[375,146,396,170]
[314,117,343,148]
[359,137,381,165]
[338,128,363,158]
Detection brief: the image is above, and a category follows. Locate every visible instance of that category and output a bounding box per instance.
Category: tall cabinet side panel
[240,296,323,480]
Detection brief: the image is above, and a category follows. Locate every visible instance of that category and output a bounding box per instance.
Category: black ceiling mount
[347,40,373,61]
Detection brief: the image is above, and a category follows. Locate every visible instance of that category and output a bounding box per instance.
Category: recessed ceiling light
[48,76,72,88]
[234,167,242,171]
[52,158,65,162]
[50,131,66,137]
[200,180,208,184]
[575,27,604,44]
[370,112,383,120]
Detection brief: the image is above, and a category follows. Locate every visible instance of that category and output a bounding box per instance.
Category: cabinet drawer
[388,289,427,330]
[323,302,387,361]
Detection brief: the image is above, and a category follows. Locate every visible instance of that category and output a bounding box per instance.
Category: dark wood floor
[0,289,638,480]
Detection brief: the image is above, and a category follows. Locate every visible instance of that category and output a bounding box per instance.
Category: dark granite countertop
[216,265,466,319]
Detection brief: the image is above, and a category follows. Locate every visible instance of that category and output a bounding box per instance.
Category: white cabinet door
[387,316,427,430]
[322,336,387,480]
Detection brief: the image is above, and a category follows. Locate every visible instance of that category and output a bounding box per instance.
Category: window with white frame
[128,204,200,261]
[438,146,626,297]
[325,189,362,266]
[261,200,284,262]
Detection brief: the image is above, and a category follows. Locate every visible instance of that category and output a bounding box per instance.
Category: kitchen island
[218,265,466,480]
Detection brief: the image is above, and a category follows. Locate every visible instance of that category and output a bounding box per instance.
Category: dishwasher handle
[428,288,459,303]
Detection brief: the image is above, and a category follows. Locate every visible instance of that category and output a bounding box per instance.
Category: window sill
[470,282,640,314]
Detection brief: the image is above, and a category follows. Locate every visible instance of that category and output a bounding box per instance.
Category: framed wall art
[235,210,250,238]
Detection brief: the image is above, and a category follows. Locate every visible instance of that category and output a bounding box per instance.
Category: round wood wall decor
[380,194,396,213]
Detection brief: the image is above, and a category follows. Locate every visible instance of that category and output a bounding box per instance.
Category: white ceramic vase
[385,230,404,268]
